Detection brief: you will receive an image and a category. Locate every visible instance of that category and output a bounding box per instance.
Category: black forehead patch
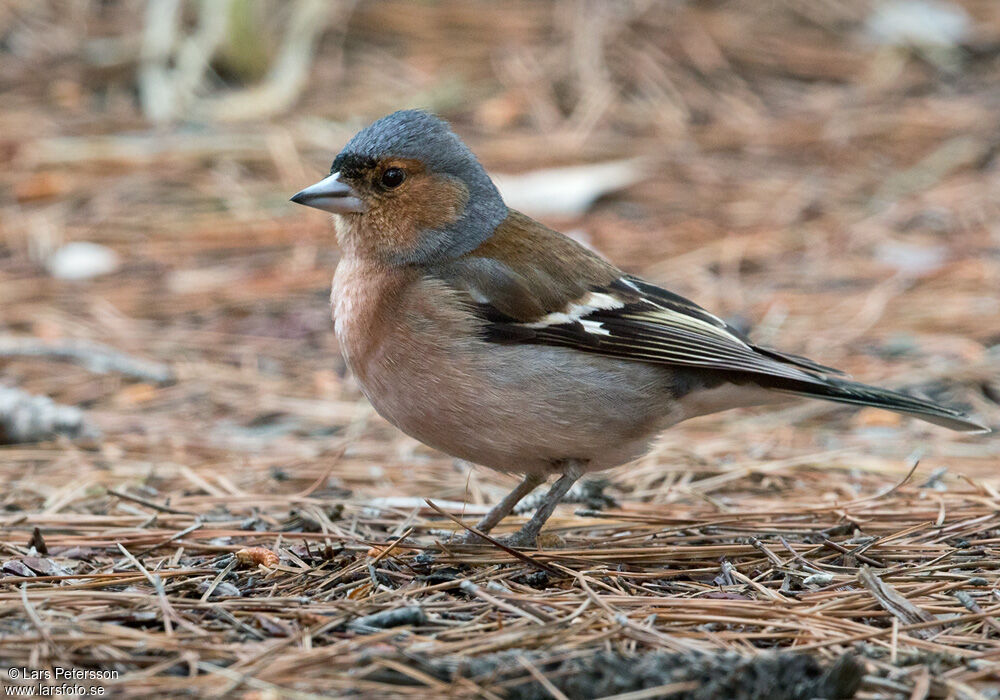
[331,152,377,179]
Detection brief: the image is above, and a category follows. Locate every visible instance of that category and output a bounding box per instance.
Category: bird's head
[291,110,508,264]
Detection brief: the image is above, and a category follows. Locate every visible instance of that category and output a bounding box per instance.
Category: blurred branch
[138,0,180,122]
[171,0,231,111]
[0,337,174,385]
[23,131,274,167]
[199,0,351,122]
[137,0,346,125]
[139,0,230,124]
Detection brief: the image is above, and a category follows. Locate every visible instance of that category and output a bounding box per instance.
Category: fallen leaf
[2,560,36,577]
[235,547,279,568]
[493,158,646,217]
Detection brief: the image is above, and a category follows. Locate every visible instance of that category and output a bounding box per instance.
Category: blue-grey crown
[335,110,508,263]
[341,111,467,174]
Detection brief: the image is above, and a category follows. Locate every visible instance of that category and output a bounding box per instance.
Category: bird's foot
[493,529,538,549]
[444,528,538,548]
[452,530,490,545]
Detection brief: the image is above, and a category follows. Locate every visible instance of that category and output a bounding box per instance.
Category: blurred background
[1,0,999,519]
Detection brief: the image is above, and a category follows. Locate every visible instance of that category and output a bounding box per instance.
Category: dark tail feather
[770,376,990,433]
[754,345,847,376]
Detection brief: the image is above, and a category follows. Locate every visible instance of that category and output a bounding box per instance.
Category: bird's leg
[500,460,584,548]
[459,473,544,543]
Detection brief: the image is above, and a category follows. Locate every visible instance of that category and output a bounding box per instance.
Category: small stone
[866,0,971,48]
[803,573,834,586]
[46,242,120,280]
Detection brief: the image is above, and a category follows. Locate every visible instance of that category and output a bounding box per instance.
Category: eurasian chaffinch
[292,110,988,547]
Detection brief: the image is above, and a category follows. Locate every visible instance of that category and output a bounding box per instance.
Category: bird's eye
[380,167,405,189]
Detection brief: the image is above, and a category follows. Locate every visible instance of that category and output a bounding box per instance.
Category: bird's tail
[770,375,989,433]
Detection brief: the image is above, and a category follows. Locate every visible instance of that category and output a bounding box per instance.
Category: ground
[1,1,999,698]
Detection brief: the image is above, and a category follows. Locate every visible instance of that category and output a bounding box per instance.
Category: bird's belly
[340,309,686,475]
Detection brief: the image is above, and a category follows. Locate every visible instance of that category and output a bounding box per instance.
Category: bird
[291,110,988,548]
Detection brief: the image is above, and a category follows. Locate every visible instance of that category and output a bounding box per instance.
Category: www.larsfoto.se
[5,684,107,697]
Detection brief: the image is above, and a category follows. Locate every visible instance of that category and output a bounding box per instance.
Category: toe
[496,533,537,549]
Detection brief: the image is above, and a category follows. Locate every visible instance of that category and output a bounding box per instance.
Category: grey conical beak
[290,172,366,214]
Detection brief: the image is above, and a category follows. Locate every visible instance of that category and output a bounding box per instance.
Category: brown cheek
[411,175,469,230]
[372,175,469,255]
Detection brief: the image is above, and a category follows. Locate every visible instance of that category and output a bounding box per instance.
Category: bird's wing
[430,210,836,386]
[428,211,987,432]
[480,272,833,385]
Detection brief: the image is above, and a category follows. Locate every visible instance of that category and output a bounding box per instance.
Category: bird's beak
[290,172,366,214]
